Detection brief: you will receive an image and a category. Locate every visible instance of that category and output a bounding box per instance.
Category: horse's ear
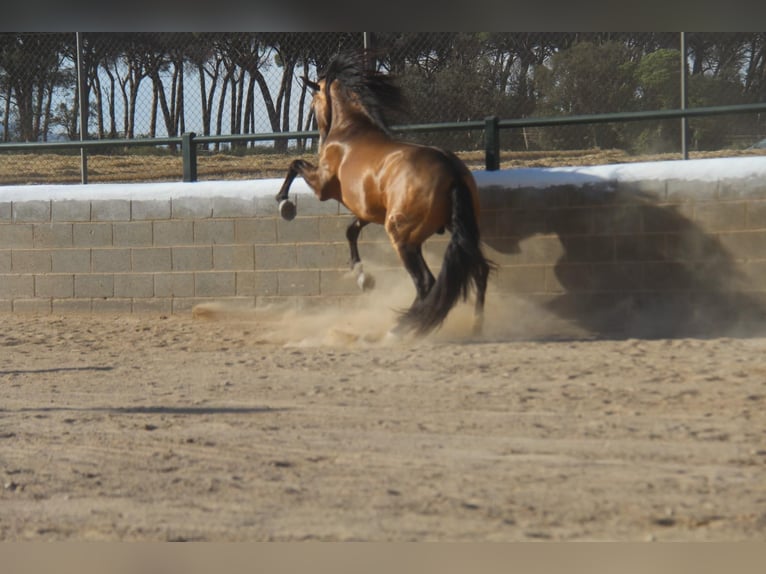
[303,77,320,93]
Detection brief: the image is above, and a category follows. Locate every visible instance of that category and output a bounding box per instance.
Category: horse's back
[337,137,475,242]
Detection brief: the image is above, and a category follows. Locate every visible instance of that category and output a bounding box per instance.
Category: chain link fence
[1,32,766,183]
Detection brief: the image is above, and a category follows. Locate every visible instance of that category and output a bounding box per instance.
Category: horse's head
[306,53,407,143]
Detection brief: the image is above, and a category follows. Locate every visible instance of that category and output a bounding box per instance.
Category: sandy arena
[1,280,766,541]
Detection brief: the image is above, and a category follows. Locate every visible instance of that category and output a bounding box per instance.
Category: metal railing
[2,101,766,183]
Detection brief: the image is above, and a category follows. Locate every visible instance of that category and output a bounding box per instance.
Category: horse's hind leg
[397,243,435,304]
[346,218,374,291]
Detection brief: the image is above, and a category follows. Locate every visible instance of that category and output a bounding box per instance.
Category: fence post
[182,132,197,182]
[484,116,500,171]
[680,32,689,160]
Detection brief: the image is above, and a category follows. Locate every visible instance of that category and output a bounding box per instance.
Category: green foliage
[1,33,764,154]
[534,41,638,150]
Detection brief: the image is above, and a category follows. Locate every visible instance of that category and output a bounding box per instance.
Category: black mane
[319,52,407,133]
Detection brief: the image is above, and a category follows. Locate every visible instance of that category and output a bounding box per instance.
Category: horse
[275,53,494,337]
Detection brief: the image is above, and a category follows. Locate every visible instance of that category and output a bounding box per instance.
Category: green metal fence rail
[2,102,766,183]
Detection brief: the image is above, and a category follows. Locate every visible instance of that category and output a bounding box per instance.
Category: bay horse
[275,53,493,337]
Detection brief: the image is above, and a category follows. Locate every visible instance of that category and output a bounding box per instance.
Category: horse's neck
[328,108,388,141]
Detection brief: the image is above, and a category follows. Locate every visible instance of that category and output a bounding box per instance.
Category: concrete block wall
[2,158,766,335]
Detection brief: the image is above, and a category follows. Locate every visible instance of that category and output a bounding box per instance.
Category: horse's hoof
[278,199,296,221]
[357,272,375,292]
[351,263,375,292]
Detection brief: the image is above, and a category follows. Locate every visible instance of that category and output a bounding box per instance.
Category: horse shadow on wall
[481,179,766,339]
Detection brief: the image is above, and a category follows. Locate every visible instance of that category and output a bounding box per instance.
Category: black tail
[398,180,494,336]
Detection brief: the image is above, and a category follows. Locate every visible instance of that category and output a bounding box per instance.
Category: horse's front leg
[275,159,316,221]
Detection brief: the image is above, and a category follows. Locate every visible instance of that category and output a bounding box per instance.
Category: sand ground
[1,285,766,541]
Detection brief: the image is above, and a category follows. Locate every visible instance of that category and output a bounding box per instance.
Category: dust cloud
[192,270,580,348]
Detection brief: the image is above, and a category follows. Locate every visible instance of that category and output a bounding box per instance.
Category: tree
[633,48,681,152]
[0,33,69,141]
[534,41,638,149]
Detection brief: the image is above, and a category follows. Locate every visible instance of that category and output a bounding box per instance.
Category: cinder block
[545,263,594,293]
[746,200,766,229]
[358,241,403,267]
[0,298,11,312]
[296,243,348,269]
[92,298,132,313]
[666,179,717,202]
[592,205,644,236]
[556,235,614,264]
[75,274,114,298]
[51,249,91,273]
[0,224,34,248]
[154,220,193,245]
[91,200,131,221]
[694,201,746,232]
[11,250,51,273]
[719,176,766,200]
[643,261,694,291]
[53,299,92,314]
[155,272,195,297]
[664,230,723,262]
[35,274,74,298]
[0,250,10,272]
[320,269,364,296]
[195,272,236,297]
[615,181,666,202]
[739,260,766,289]
[478,209,499,238]
[0,274,34,298]
[481,186,523,211]
[12,200,50,222]
[172,246,213,271]
[113,222,153,247]
[589,262,644,292]
[171,298,193,313]
[172,297,218,314]
[132,299,172,315]
[277,216,320,243]
[172,197,213,219]
[213,245,254,270]
[546,207,593,236]
[614,234,667,262]
[13,299,51,314]
[319,217,351,241]
[235,219,277,244]
[277,270,320,296]
[494,265,546,293]
[73,223,112,247]
[294,193,339,216]
[254,195,280,216]
[718,231,766,261]
[92,248,131,272]
[132,248,172,272]
[132,199,171,220]
[515,235,563,265]
[33,223,73,248]
[499,208,547,238]
[212,197,256,218]
[0,202,10,222]
[642,204,690,234]
[255,244,297,270]
[236,271,277,296]
[194,220,234,244]
[52,200,90,222]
